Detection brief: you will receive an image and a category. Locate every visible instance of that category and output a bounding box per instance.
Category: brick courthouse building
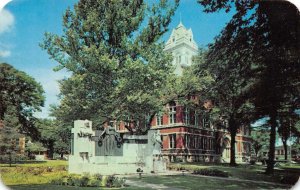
[118,22,252,163]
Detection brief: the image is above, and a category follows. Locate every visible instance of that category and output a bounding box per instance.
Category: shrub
[250,160,256,165]
[66,175,76,186]
[88,179,101,187]
[50,174,125,188]
[79,175,90,187]
[93,173,103,181]
[280,174,299,185]
[106,175,115,187]
[105,175,125,188]
[51,178,64,185]
[113,177,126,187]
[192,168,229,178]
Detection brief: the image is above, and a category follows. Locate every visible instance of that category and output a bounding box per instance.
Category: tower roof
[164,21,198,51]
[176,21,184,29]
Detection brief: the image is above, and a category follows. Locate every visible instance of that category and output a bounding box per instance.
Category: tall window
[185,134,190,148]
[169,102,176,124]
[193,136,197,149]
[156,112,163,126]
[169,134,176,148]
[200,137,203,149]
[203,117,210,128]
[194,111,198,127]
[183,108,190,125]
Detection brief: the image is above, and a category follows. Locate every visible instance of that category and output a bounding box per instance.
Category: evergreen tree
[0,106,21,166]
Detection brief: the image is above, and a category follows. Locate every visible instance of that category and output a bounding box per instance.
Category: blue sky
[0,0,235,118]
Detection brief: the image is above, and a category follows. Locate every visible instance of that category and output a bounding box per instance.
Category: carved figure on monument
[151,130,162,155]
[95,126,123,156]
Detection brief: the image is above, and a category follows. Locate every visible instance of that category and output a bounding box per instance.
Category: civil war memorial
[69,120,166,175]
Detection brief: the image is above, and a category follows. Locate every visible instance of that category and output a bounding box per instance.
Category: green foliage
[41,0,179,133]
[0,63,45,137]
[163,50,214,107]
[50,174,125,188]
[35,119,70,159]
[26,141,46,153]
[192,168,230,177]
[251,126,270,156]
[0,105,22,166]
[0,160,68,185]
[198,0,300,173]
[195,31,256,166]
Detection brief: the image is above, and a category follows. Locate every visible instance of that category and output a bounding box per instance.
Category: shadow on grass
[0,161,47,167]
[131,175,291,190]
[8,184,147,190]
[8,184,99,190]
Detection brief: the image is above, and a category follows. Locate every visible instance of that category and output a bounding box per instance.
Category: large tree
[0,105,21,166]
[198,0,300,173]
[35,119,71,159]
[35,119,58,159]
[41,0,179,133]
[252,125,270,158]
[0,63,45,138]
[195,47,255,166]
[278,111,300,160]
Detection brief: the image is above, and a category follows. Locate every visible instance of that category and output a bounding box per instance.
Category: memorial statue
[96,126,123,156]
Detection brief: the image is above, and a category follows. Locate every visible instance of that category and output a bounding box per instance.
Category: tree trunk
[283,139,288,160]
[266,111,277,174]
[228,117,237,166]
[60,153,64,159]
[48,141,54,159]
[8,152,12,167]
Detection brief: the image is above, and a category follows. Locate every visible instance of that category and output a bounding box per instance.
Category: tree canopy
[41,0,179,133]
[0,63,45,137]
[198,0,300,173]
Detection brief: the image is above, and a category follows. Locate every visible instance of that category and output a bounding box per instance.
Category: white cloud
[0,0,12,12]
[0,8,14,34]
[0,49,11,57]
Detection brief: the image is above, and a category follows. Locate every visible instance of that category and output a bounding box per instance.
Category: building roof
[164,22,198,51]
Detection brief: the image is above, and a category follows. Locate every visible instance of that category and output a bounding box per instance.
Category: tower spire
[180,12,182,24]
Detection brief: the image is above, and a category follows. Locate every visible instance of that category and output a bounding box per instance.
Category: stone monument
[68,120,166,175]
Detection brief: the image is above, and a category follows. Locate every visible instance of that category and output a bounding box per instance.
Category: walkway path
[126,179,183,190]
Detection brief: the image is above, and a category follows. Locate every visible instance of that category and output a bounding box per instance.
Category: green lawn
[1,161,297,190]
[0,160,68,168]
[129,175,290,190]
[168,162,300,184]
[0,160,68,185]
[7,184,149,190]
